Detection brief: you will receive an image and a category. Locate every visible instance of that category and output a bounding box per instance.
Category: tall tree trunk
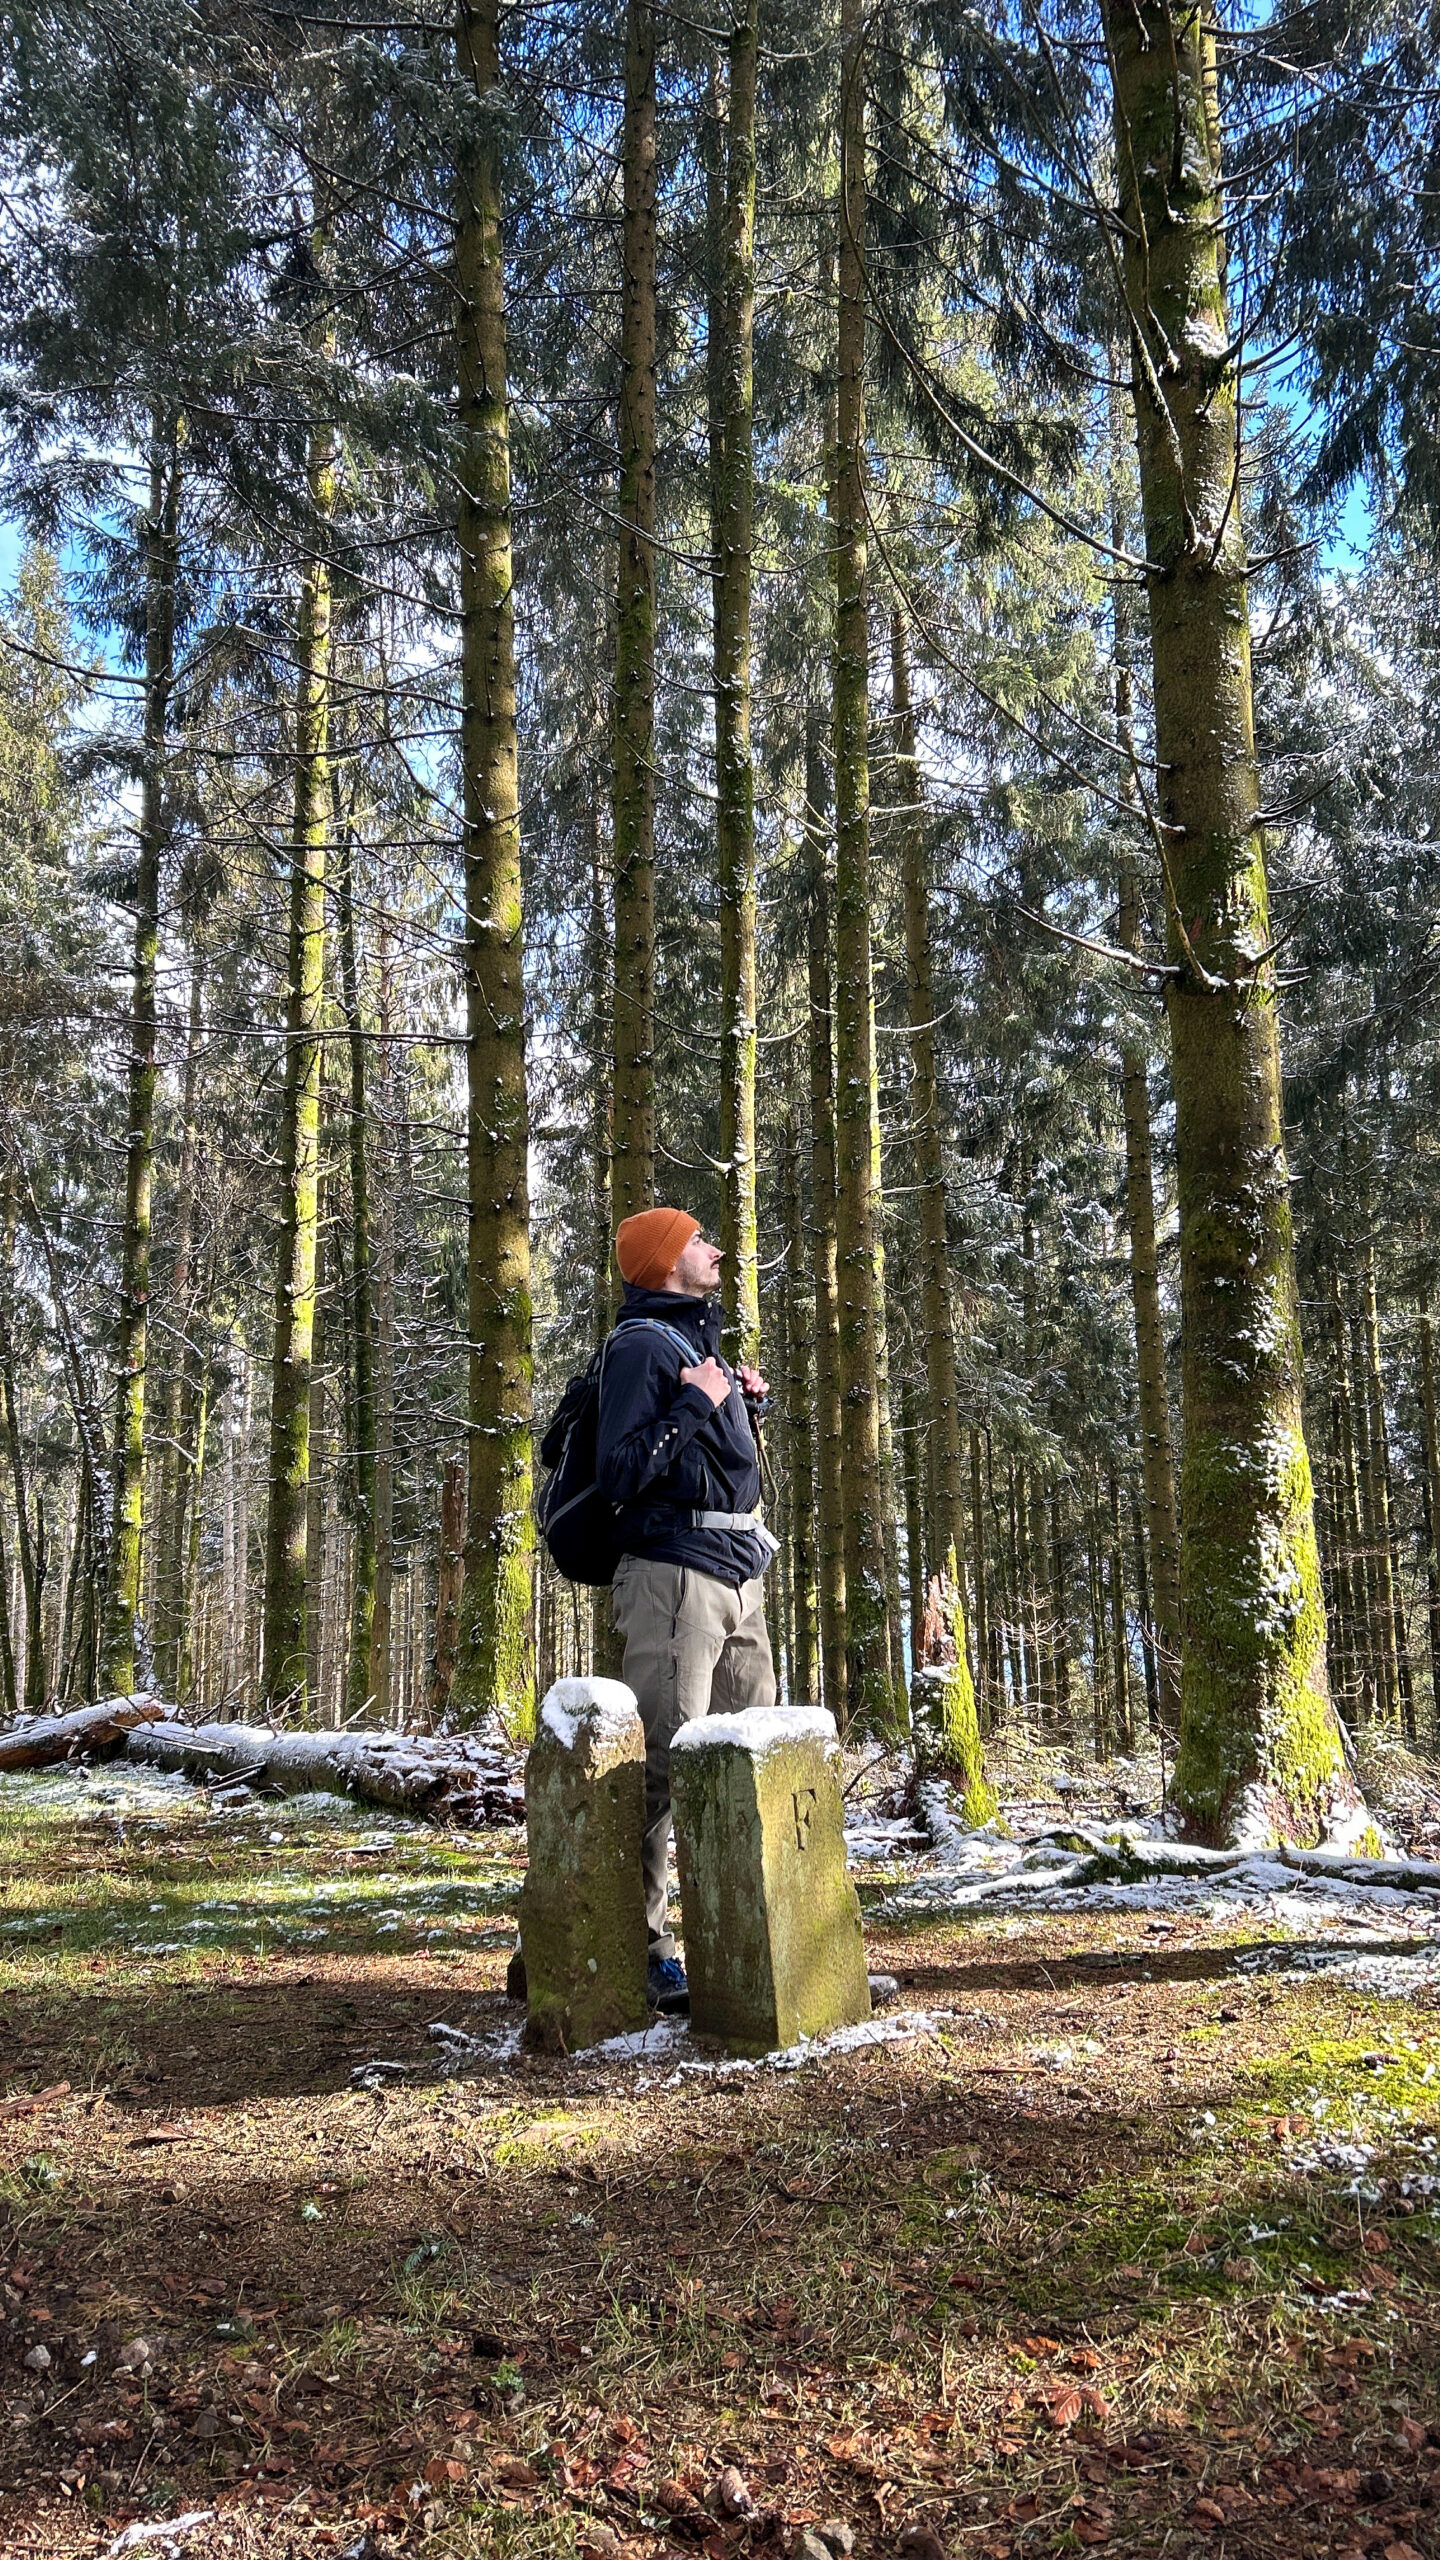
[1417,1278,1440,1738]
[1111,396,1183,1735]
[895,618,970,1600]
[0,1492,15,1719]
[1130,1481,1161,1731]
[589,799,622,1680]
[898,1313,926,1676]
[1350,1268,1393,1720]
[451,0,534,1729]
[0,1202,45,1711]
[305,1206,329,1723]
[804,724,848,1719]
[1051,1482,1072,1727]
[891,621,992,1798]
[1108,1468,1131,1753]
[1115,841,1183,1734]
[783,1100,820,1702]
[611,0,657,1229]
[334,787,378,1717]
[261,412,336,1721]
[154,951,204,1700]
[830,0,896,1723]
[178,1347,210,1707]
[711,0,761,1365]
[1329,1255,1370,1721]
[369,986,396,1721]
[431,1456,466,1716]
[1105,0,1366,1843]
[102,430,180,1691]
[970,1428,990,1726]
[1360,1242,1414,1737]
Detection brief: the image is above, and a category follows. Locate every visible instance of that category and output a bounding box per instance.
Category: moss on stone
[519,1686,648,2053]
[671,1717,871,2055]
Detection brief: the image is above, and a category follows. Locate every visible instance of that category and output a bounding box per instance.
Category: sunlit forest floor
[2,1746,1439,2560]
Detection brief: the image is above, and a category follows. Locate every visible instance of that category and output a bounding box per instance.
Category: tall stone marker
[520,1677,648,2053]
[670,1705,871,2054]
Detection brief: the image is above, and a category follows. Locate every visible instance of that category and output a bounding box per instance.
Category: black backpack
[535,1318,699,1584]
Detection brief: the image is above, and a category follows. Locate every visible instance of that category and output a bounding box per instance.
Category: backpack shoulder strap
[609,1316,703,1368]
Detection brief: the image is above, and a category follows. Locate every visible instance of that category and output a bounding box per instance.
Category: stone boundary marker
[519,1677,648,2052]
[670,1705,872,2054]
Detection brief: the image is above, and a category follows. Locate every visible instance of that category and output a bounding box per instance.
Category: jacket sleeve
[596,1334,716,1503]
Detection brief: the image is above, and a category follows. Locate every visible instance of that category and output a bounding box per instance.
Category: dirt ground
[2,1762,1439,2560]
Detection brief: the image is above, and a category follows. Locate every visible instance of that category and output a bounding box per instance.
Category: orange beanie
[615,1206,700,1290]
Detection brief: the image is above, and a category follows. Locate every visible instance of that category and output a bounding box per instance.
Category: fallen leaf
[1191,2498,1226,2527]
[1384,2545,1425,2560]
[493,2457,539,2490]
[1022,2334,1062,2357]
[1068,2347,1104,2372]
[1073,2510,1113,2546]
[1036,2387,1083,2430]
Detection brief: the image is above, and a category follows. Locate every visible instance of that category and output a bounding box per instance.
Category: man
[598,1205,777,2008]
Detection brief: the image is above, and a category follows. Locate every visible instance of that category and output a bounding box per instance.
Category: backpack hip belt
[690,1508,780,1559]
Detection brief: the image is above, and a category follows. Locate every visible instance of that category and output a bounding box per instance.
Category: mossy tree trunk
[451,0,534,1730]
[153,949,204,1700]
[711,0,761,1366]
[102,430,180,1694]
[1106,0,1367,1843]
[804,731,849,1720]
[611,0,657,1230]
[261,411,335,1722]
[890,612,990,1804]
[830,0,898,1726]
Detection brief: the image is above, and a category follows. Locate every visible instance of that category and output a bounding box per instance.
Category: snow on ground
[423,2004,948,2086]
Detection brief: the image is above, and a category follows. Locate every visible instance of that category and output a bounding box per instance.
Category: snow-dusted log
[123,1716,524,1825]
[0,1694,166,1771]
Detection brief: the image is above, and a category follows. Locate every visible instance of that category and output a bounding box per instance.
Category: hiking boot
[647,1953,689,2015]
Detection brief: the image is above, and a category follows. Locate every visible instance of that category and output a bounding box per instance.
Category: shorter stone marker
[670,1705,871,2054]
[519,1677,648,2052]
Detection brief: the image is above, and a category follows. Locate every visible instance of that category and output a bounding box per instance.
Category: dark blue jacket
[595,1283,771,1586]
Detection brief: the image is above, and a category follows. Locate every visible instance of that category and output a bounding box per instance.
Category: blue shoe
[647,1954,689,2015]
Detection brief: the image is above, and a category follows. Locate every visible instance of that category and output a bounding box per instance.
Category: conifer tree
[1104,0,1369,1843]
[450,0,534,1729]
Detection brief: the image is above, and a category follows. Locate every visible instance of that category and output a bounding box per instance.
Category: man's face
[670,1231,723,1295]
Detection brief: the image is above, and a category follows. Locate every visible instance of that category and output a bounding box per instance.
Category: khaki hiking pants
[610,1553,776,1956]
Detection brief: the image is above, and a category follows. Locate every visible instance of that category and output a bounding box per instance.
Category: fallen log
[123,1716,525,1826]
[0,1694,166,1772]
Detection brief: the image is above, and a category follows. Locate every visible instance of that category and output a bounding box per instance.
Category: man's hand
[680,1356,731,1408]
[737,1363,768,1402]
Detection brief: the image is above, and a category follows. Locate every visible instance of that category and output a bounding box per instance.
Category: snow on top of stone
[671,1705,837,1757]
[540,1676,640,1751]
